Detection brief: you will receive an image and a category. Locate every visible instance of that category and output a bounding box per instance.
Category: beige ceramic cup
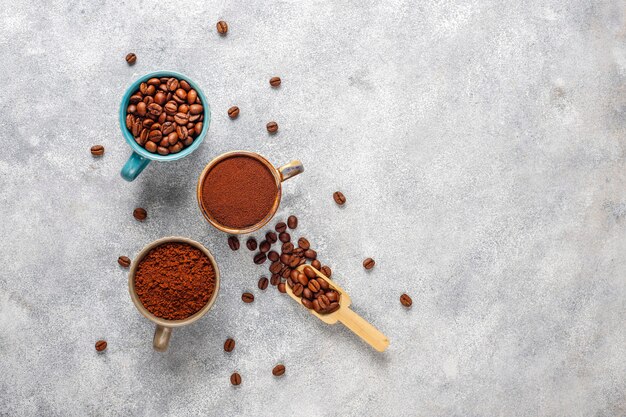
[128,236,220,352]
[196,150,304,234]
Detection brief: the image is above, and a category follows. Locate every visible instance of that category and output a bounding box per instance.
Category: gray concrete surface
[1,0,625,416]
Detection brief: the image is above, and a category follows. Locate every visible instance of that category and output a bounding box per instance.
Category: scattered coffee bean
[228,106,240,119]
[242,292,254,303]
[272,364,286,376]
[400,293,413,307]
[95,340,107,352]
[321,266,332,277]
[230,372,241,386]
[266,121,278,133]
[268,251,279,262]
[278,283,286,293]
[303,267,316,279]
[304,249,317,260]
[259,241,271,253]
[333,191,346,205]
[254,252,267,264]
[279,232,290,243]
[228,236,240,251]
[266,231,278,244]
[363,257,375,270]
[217,20,228,35]
[224,338,235,352]
[125,53,137,65]
[297,237,310,250]
[282,242,294,254]
[90,145,104,157]
[258,277,269,290]
[118,256,131,268]
[269,77,281,87]
[287,215,298,229]
[311,260,321,270]
[270,261,282,274]
[270,274,281,286]
[133,207,147,221]
[246,238,257,251]
[275,222,287,233]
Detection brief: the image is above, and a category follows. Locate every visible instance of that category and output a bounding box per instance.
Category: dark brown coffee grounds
[134,242,216,320]
[201,156,278,229]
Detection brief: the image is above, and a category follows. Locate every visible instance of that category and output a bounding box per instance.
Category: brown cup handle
[278,160,304,182]
[153,325,172,352]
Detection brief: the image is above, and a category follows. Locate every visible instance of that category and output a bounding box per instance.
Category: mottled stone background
[1,1,625,416]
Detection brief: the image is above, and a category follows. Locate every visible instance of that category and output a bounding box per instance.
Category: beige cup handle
[278,160,304,182]
[153,325,172,352]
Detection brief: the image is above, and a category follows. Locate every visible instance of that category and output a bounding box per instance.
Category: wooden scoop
[284,265,390,352]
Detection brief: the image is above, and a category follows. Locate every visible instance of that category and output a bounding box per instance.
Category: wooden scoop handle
[336,307,389,352]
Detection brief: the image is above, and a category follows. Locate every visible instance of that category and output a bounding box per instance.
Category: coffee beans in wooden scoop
[95,340,107,352]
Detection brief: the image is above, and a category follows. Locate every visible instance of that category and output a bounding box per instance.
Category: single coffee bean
[281,267,291,278]
[179,80,191,91]
[270,274,281,286]
[266,121,278,133]
[266,231,278,244]
[224,338,235,352]
[297,237,310,250]
[297,273,309,286]
[303,288,313,300]
[282,242,294,254]
[308,279,321,292]
[333,191,346,205]
[175,88,187,101]
[118,256,131,268]
[321,266,332,277]
[287,278,295,288]
[280,253,291,264]
[363,257,375,270]
[279,232,290,243]
[217,20,228,35]
[166,78,179,92]
[326,291,339,302]
[254,252,267,264]
[304,249,317,260]
[400,293,413,307]
[145,141,157,153]
[311,260,321,270]
[259,240,271,253]
[228,236,240,250]
[164,101,178,115]
[312,299,322,313]
[154,91,167,105]
[270,261,282,274]
[272,364,286,376]
[301,297,313,309]
[167,132,178,146]
[278,283,286,293]
[318,278,329,290]
[95,340,107,352]
[275,222,287,233]
[292,283,304,296]
[303,266,316,279]
[290,269,300,281]
[242,292,254,303]
[174,112,189,125]
[258,277,269,290]
[269,77,281,87]
[228,106,240,119]
[287,215,298,229]
[187,89,197,104]
[326,302,340,314]
[125,53,137,65]
[268,251,279,262]
[288,256,301,268]
[133,207,147,221]
[230,372,241,386]
[157,145,170,155]
[90,145,105,156]
[293,247,304,256]
[318,294,330,310]
[246,238,257,251]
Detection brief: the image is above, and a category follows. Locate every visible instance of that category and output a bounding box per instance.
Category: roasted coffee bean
[297,273,309,287]
[266,231,278,244]
[154,91,167,105]
[312,299,322,313]
[318,294,330,310]
[170,142,183,153]
[287,278,295,288]
[259,240,271,253]
[333,191,346,205]
[266,121,278,133]
[270,274,281,286]
[288,256,300,268]
[230,372,241,386]
[148,130,162,143]
[179,80,191,91]
[194,122,203,135]
[174,112,189,125]
[187,89,197,104]
[95,340,107,352]
[270,261,282,274]
[157,146,169,155]
[287,215,298,229]
[175,88,187,101]
[224,338,236,352]
[125,53,137,65]
[118,256,131,268]
[217,20,228,35]
[298,258,306,266]
[90,145,104,156]
[279,232,290,243]
[245,238,257,251]
[308,279,321,292]
[145,141,157,153]
[242,292,254,303]
[166,78,179,92]
[228,106,240,119]
[363,257,375,270]
[400,293,413,307]
[258,277,269,290]
[178,104,189,114]
[269,77,281,87]
[303,266,316,279]
[278,283,286,293]
[254,252,267,264]
[290,269,300,281]
[292,283,304,296]
[280,253,291,264]
[293,247,304,256]
[297,237,310,250]
[304,249,317,260]
[133,207,147,221]
[326,302,340,314]
[311,260,321,270]
[189,104,203,115]
[227,236,240,250]
[176,125,188,140]
[275,222,287,233]
[301,297,313,309]
[272,364,286,376]
[268,251,279,262]
[318,278,329,290]
[321,266,332,277]
[281,267,291,278]
[302,288,313,300]
[281,242,294,254]
[326,291,339,302]
[164,101,178,115]
[167,132,178,145]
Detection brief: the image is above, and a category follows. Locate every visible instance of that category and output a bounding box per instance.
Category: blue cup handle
[121,152,150,181]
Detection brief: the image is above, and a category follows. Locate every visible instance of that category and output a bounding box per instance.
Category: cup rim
[196,150,283,234]
[128,236,220,328]
[119,70,211,162]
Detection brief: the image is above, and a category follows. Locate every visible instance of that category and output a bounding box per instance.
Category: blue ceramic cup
[119,71,211,181]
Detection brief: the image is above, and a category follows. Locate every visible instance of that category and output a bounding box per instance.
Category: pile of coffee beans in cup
[125,76,204,155]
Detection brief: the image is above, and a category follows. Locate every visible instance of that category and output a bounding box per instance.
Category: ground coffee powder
[134,242,216,320]
[201,155,278,229]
